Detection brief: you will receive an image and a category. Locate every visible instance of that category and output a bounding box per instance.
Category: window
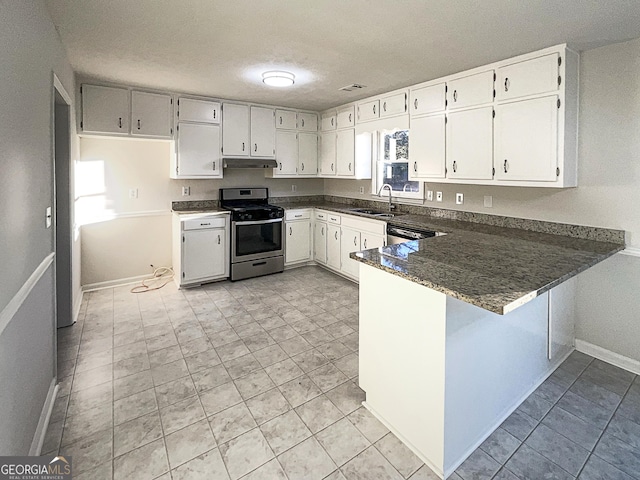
[375,129,423,200]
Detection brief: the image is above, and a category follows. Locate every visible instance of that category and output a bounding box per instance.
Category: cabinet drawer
[321,113,336,131]
[285,209,311,221]
[276,109,297,129]
[183,216,227,230]
[447,70,494,109]
[337,106,355,128]
[298,112,318,131]
[315,210,328,221]
[358,99,380,122]
[496,53,559,101]
[410,83,446,116]
[380,92,408,117]
[178,98,220,124]
[327,213,341,225]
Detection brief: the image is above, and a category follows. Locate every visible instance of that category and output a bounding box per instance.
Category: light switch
[427,190,433,201]
[484,195,493,208]
[181,186,190,196]
[456,193,464,205]
[129,188,138,199]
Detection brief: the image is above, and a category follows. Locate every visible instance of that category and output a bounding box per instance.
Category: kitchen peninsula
[351,218,624,478]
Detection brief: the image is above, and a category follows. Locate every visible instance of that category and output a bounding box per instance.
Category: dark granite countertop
[273,200,624,315]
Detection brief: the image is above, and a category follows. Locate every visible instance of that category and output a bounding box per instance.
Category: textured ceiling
[45,0,640,111]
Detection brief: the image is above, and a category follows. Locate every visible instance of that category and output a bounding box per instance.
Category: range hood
[223,158,277,169]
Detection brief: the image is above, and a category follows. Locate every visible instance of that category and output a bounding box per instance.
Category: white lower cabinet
[314,221,327,264]
[172,214,229,286]
[340,227,361,279]
[285,210,312,265]
[327,224,341,270]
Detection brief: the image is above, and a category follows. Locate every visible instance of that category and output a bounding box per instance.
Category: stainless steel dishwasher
[386,224,443,244]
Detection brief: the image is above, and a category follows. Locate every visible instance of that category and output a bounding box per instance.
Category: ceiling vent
[339,84,366,92]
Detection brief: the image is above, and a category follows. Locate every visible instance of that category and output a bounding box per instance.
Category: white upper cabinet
[409,113,446,179]
[81,84,130,135]
[321,112,336,131]
[380,92,408,117]
[222,103,250,156]
[319,132,336,175]
[358,99,379,122]
[494,95,559,182]
[337,106,355,128]
[496,53,559,101]
[446,106,494,180]
[298,112,318,131]
[178,98,220,124]
[250,106,275,157]
[276,109,297,130]
[336,129,356,176]
[410,83,446,116]
[274,130,298,175]
[298,133,318,176]
[131,91,173,138]
[447,70,494,110]
[175,122,221,177]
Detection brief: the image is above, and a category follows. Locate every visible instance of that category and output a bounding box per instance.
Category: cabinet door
[177,123,221,177]
[319,132,336,175]
[358,100,380,122]
[178,98,220,124]
[337,107,355,128]
[81,84,130,134]
[182,228,226,282]
[361,233,386,250]
[314,221,327,264]
[410,83,446,116]
[496,53,559,101]
[495,96,558,182]
[131,91,173,138]
[321,113,336,131]
[222,103,249,156]
[298,112,318,131]
[298,133,318,175]
[285,220,311,264]
[340,227,361,279]
[447,71,494,109]
[336,129,355,176]
[250,106,275,157]
[327,224,341,270]
[275,130,298,176]
[409,114,446,179]
[446,107,493,180]
[276,109,297,130]
[380,92,408,117]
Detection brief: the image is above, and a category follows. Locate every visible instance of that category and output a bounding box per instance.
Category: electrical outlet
[436,191,443,202]
[456,193,464,205]
[129,188,138,199]
[359,186,365,194]
[181,186,190,196]
[291,184,297,192]
[427,190,433,201]
[484,195,493,208]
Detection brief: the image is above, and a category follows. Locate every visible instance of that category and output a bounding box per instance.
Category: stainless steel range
[220,187,285,281]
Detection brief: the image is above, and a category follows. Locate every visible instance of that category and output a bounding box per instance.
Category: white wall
[78,136,324,285]
[0,1,76,454]
[325,37,640,364]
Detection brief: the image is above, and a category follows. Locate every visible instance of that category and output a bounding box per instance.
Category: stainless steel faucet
[377,183,395,212]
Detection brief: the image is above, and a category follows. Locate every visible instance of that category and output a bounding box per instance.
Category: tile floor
[45,266,639,479]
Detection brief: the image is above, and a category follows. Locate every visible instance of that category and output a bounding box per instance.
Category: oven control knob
[269,211,277,219]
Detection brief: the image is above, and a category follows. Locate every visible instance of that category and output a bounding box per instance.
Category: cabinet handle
[118,117,122,129]
[414,162,417,172]
[301,162,305,171]
[301,118,305,127]
[335,231,338,240]
[453,160,457,173]
[217,235,221,244]
[453,90,458,102]
[289,227,292,236]
[373,104,376,114]
[364,239,367,248]
[294,214,302,218]
[331,163,334,172]
[137,119,141,130]
[254,143,257,152]
[200,223,211,226]
[348,162,352,171]
[414,98,418,110]
[213,161,216,171]
[354,236,357,246]
[321,226,324,235]
[213,110,216,119]
[504,159,508,173]
[504,78,510,92]
[279,116,283,125]
[331,118,334,126]
[279,163,282,170]
[383,101,387,112]
[242,142,245,151]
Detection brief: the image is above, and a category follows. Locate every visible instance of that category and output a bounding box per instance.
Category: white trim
[115,210,171,219]
[82,273,154,292]
[29,380,58,455]
[0,254,55,336]
[73,289,84,324]
[53,74,72,106]
[575,339,640,375]
[620,247,640,258]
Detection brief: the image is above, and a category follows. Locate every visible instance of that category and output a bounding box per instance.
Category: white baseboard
[72,288,83,324]
[29,379,59,455]
[82,273,152,292]
[575,339,640,375]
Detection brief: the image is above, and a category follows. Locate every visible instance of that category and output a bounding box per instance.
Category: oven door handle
[233,218,283,226]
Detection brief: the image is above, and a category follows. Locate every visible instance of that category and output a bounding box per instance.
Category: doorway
[53,77,73,328]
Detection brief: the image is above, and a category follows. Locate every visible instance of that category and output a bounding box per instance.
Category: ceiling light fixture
[262,71,295,87]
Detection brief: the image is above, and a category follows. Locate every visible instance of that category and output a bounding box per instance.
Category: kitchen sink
[347,208,400,218]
